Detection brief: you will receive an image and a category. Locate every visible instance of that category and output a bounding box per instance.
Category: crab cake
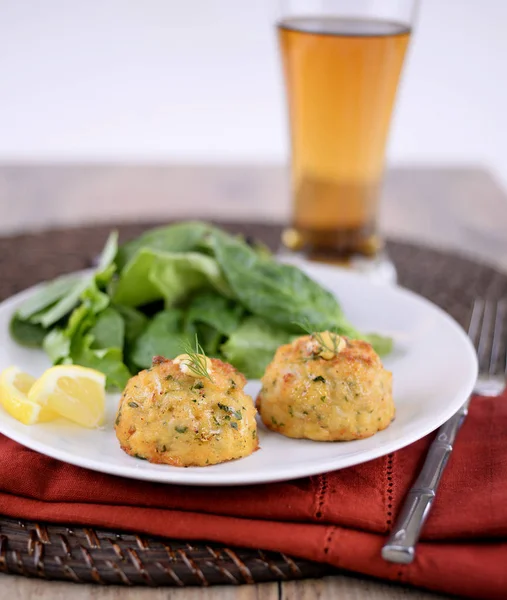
[257,332,393,441]
[115,355,258,466]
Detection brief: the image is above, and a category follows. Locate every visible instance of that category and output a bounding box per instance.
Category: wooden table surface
[0,163,506,600]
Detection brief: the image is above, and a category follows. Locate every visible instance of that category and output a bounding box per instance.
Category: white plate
[0,264,477,486]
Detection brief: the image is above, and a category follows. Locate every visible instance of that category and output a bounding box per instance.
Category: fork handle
[381,398,470,564]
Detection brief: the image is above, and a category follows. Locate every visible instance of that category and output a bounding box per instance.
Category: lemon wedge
[28,365,106,428]
[0,366,57,425]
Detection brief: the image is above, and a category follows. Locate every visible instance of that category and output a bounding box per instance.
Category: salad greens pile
[10,222,392,389]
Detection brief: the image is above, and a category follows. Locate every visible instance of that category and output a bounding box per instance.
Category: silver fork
[382,299,507,564]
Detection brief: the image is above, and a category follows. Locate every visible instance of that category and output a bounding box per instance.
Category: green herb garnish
[297,319,345,355]
[313,376,326,383]
[175,425,188,434]
[128,401,139,408]
[181,335,212,381]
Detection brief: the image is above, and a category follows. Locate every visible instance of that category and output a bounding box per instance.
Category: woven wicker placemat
[0,221,505,587]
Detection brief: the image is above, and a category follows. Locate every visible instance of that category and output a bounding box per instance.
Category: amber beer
[279,17,410,260]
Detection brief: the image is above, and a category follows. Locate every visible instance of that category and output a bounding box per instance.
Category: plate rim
[0,265,478,486]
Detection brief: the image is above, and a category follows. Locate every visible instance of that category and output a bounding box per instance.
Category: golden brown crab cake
[115,356,258,466]
[257,332,393,441]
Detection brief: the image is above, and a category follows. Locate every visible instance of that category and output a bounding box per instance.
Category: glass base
[277,248,397,285]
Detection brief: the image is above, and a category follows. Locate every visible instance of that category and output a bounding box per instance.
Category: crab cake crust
[115,357,258,466]
[257,334,394,441]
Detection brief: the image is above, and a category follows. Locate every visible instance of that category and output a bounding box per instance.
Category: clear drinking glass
[278,0,418,278]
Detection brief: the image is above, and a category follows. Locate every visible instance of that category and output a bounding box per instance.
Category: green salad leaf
[355,332,393,357]
[116,305,149,345]
[116,221,211,271]
[32,276,93,328]
[184,291,243,336]
[10,316,47,348]
[221,316,292,379]
[194,323,222,356]
[95,230,119,286]
[15,273,81,321]
[73,337,131,390]
[208,230,346,332]
[112,249,231,308]
[129,310,189,369]
[42,328,70,364]
[16,231,118,329]
[89,307,124,350]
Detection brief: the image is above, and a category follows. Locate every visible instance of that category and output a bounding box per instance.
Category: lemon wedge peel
[0,366,56,425]
[28,365,106,429]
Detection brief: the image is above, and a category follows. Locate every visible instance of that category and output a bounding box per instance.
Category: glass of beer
[278,0,418,277]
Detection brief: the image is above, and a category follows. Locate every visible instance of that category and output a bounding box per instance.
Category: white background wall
[1,0,506,188]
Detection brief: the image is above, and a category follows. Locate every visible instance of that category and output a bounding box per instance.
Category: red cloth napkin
[1,395,506,599]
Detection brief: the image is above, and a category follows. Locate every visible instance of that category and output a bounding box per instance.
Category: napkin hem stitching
[314,474,328,520]
[323,525,337,557]
[385,453,395,531]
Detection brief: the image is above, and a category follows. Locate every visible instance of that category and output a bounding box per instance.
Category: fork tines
[469,299,507,377]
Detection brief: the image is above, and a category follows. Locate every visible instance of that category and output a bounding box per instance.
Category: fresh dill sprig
[294,318,319,336]
[180,335,213,380]
[295,319,342,354]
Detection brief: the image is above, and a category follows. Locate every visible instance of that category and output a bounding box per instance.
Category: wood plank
[281,576,453,599]
[0,573,279,600]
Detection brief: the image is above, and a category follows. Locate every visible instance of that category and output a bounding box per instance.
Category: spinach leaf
[72,336,131,390]
[64,303,130,389]
[221,316,292,379]
[10,316,47,348]
[95,230,118,286]
[109,249,162,308]
[348,331,393,357]
[209,231,345,332]
[149,252,231,303]
[34,275,110,330]
[115,305,149,345]
[21,232,117,329]
[43,296,130,388]
[43,329,70,363]
[89,306,124,350]
[115,305,149,373]
[15,273,81,321]
[81,279,110,314]
[112,248,231,308]
[195,323,222,357]
[116,221,211,272]
[32,275,93,328]
[184,291,243,336]
[129,310,190,369]
[42,303,95,365]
